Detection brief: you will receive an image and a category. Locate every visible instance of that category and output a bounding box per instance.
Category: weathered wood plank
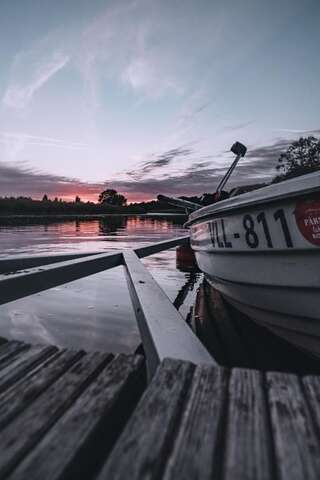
[0,345,57,393]
[0,349,84,429]
[0,351,113,478]
[124,250,214,376]
[302,375,320,444]
[162,365,228,480]
[97,358,195,480]
[8,354,145,480]
[223,369,273,480]
[0,341,9,356]
[267,372,320,480]
[0,341,30,368]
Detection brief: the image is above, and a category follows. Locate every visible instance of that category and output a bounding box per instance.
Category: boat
[160,144,320,358]
[186,169,320,357]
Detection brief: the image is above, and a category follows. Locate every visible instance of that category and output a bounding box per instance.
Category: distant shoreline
[0,213,187,226]
[0,195,192,218]
[0,212,186,218]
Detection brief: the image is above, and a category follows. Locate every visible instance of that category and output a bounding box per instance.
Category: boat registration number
[191,200,320,250]
[208,208,292,249]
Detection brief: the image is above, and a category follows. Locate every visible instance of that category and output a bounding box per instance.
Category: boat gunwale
[185,172,320,227]
[189,246,320,254]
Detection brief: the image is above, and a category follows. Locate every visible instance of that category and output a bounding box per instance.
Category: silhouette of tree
[42,194,48,201]
[98,189,127,206]
[75,195,81,203]
[273,136,320,183]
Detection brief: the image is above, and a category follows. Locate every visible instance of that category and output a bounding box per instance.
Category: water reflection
[0,214,187,255]
[98,216,127,235]
[0,215,200,354]
[173,272,200,311]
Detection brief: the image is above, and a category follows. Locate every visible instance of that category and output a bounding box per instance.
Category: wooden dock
[1,237,320,479]
[0,338,319,479]
[0,339,146,479]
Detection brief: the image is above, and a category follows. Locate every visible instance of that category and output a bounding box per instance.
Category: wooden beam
[0,236,189,305]
[0,252,102,274]
[135,235,189,258]
[0,251,123,305]
[0,235,189,273]
[123,250,214,376]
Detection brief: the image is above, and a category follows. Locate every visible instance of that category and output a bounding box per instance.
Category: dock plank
[0,351,113,478]
[8,354,145,480]
[0,339,318,480]
[97,363,275,480]
[97,358,195,480]
[223,369,273,480]
[302,375,320,440]
[267,372,320,480]
[0,341,30,368]
[0,345,57,393]
[0,349,83,429]
[162,364,228,480]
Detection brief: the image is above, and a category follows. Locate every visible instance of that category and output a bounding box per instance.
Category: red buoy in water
[176,244,200,273]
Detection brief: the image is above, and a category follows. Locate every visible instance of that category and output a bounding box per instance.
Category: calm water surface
[0,215,201,353]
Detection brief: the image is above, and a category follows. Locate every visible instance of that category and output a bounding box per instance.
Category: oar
[215,141,247,194]
[157,194,201,212]
[158,141,247,210]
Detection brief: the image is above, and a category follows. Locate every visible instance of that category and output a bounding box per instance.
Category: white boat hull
[206,276,320,356]
[187,173,320,357]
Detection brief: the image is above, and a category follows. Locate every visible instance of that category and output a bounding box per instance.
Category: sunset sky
[0,0,319,202]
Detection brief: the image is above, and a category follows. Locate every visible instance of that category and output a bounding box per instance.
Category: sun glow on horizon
[0,0,319,199]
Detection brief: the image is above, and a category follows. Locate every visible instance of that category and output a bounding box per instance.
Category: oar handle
[216,141,247,194]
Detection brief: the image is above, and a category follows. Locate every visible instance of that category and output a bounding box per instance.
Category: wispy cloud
[75,0,218,100]
[0,131,88,163]
[111,136,297,199]
[2,52,69,109]
[124,145,194,180]
[111,158,272,200]
[246,138,291,161]
[176,89,214,127]
[0,131,88,150]
[110,136,285,199]
[275,128,320,135]
[186,161,213,172]
[0,135,296,202]
[122,57,183,97]
[221,121,254,132]
[0,161,102,200]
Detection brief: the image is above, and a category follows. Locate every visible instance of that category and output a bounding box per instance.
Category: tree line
[0,195,140,216]
[273,136,320,182]
[0,192,178,216]
[0,136,319,216]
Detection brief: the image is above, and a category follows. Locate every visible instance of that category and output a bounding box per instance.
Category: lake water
[0,215,201,353]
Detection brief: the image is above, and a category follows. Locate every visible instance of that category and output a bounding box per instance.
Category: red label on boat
[295,200,320,245]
